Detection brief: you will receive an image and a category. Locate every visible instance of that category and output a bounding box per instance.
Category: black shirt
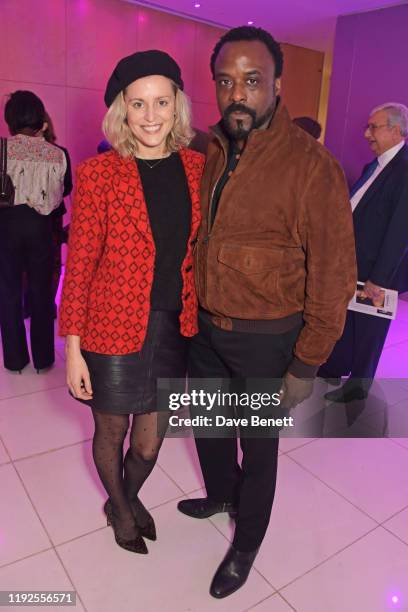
[136,152,191,311]
[210,141,241,228]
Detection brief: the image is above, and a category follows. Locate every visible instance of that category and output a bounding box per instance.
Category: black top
[136,152,191,310]
[210,109,277,228]
[210,141,241,228]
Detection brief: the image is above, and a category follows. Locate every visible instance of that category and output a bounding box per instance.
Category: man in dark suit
[320,102,408,402]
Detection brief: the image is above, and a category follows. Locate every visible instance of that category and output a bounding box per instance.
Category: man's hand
[364,279,382,299]
[363,280,385,307]
[280,372,314,410]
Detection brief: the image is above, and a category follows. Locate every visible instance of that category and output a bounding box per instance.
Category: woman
[23,111,73,319]
[59,51,204,554]
[43,113,73,315]
[0,90,66,373]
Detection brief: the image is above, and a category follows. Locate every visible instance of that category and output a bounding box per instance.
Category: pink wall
[325,4,408,185]
[0,0,223,173]
[1,0,324,179]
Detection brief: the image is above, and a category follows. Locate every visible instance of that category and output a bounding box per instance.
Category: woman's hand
[65,335,93,400]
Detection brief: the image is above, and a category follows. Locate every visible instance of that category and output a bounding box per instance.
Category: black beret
[104,50,184,107]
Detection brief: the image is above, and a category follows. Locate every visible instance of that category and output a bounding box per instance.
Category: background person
[43,113,73,315]
[293,115,322,139]
[24,111,73,319]
[321,102,408,402]
[0,90,66,373]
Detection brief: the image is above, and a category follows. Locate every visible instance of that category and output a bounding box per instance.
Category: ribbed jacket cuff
[288,357,319,379]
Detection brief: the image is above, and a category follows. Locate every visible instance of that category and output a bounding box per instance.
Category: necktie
[349,158,379,198]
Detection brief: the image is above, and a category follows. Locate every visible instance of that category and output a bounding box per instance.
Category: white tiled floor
[288,438,408,522]
[0,304,408,611]
[0,437,10,465]
[280,529,408,612]
[0,550,85,612]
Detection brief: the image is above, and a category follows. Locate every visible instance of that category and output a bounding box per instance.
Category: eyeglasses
[365,123,390,132]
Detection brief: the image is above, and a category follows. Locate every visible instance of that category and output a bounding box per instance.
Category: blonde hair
[102,82,194,158]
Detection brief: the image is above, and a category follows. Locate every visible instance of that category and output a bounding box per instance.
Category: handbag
[0,137,15,209]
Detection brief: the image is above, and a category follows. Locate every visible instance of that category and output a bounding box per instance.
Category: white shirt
[350,140,405,212]
[6,134,66,215]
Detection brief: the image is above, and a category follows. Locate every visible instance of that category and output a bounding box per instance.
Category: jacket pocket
[218,244,283,274]
[216,244,284,316]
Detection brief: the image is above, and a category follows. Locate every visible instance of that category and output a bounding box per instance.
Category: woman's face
[124,75,176,157]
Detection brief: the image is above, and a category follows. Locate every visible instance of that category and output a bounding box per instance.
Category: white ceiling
[126,0,407,51]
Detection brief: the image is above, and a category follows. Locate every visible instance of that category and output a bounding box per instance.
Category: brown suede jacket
[195,102,357,377]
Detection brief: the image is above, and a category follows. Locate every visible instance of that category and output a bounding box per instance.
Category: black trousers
[188,309,301,552]
[318,309,391,386]
[0,206,54,370]
[23,211,64,317]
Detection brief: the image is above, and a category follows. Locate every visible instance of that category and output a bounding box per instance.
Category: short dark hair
[210,26,283,79]
[43,111,57,144]
[293,116,322,139]
[4,90,45,135]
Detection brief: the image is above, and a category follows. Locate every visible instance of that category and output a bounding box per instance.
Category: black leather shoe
[210,545,259,599]
[177,497,237,519]
[325,384,367,403]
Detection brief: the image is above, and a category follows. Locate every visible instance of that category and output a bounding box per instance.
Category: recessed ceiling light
[194,3,200,7]
[248,20,254,25]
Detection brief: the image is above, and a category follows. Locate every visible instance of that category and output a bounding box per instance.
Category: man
[177,26,356,598]
[321,102,408,403]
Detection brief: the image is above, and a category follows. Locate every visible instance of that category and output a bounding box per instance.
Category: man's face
[364,109,402,156]
[214,40,281,142]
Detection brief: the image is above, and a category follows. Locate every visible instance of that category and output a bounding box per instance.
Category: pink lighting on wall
[388,591,403,608]
[77,0,90,17]
[325,4,408,184]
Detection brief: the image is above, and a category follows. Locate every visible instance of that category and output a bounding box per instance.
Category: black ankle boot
[177,497,237,519]
[103,500,148,554]
[210,545,259,598]
[105,499,156,541]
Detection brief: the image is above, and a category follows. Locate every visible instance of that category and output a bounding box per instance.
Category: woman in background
[59,51,204,554]
[24,112,73,319]
[0,91,66,373]
[42,113,73,316]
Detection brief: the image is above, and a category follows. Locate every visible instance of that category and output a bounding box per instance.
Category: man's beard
[221,99,277,142]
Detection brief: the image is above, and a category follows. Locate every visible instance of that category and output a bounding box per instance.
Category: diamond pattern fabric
[59,148,204,354]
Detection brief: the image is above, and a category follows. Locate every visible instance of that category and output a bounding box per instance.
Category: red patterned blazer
[59,147,205,354]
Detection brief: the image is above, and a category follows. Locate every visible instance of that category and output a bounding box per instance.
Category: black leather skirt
[76,310,188,414]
